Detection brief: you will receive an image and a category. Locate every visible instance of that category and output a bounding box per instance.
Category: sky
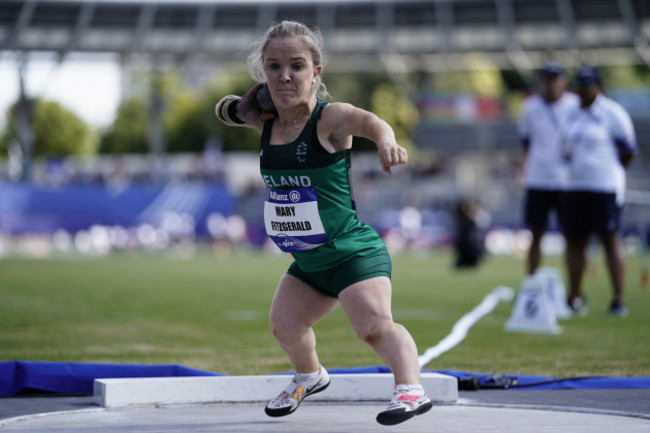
[0,53,122,130]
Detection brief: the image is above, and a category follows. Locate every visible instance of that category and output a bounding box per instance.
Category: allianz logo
[269,191,289,201]
[270,190,302,202]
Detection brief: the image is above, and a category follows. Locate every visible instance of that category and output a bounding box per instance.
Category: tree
[98,67,422,155]
[100,97,148,154]
[165,88,205,153]
[100,69,261,154]
[431,53,505,97]
[370,83,419,154]
[200,69,264,152]
[34,100,98,156]
[1,99,98,157]
[0,115,12,159]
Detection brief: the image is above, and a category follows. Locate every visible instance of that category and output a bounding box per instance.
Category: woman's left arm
[324,103,408,173]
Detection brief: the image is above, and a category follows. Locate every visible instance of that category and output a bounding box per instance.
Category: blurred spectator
[518,61,579,275]
[563,65,638,317]
[453,198,489,268]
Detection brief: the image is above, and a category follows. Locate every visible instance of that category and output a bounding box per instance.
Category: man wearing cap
[518,61,579,275]
[562,65,638,317]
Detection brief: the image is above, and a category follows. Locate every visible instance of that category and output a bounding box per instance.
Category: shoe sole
[376,401,433,426]
[264,379,331,417]
[377,401,433,425]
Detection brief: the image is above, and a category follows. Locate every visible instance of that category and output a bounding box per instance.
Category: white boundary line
[0,408,105,428]
[418,286,514,368]
[456,400,650,421]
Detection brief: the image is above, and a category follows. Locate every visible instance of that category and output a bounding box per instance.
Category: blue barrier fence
[0,182,234,238]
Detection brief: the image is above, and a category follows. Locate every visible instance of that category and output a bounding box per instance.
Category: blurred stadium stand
[0,180,233,236]
[414,118,650,153]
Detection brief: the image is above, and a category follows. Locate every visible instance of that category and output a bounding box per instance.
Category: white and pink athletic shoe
[265,367,330,417]
[376,384,433,425]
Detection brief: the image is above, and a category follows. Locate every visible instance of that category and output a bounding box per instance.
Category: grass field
[1,249,649,379]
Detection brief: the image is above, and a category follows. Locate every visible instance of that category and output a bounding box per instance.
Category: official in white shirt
[518,61,579,275]
[563,65,638,317]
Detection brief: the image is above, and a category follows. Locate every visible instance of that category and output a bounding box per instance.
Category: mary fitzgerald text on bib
[264,187,329,252]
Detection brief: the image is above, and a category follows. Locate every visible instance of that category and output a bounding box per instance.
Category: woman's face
[263,36,321,109]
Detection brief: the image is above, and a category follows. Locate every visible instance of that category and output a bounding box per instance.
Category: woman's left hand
[377,142,408,173]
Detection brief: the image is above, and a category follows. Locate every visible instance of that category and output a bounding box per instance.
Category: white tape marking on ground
[418,286,515,368]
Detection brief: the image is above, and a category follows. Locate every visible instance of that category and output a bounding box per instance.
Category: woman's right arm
[215,83,271,133]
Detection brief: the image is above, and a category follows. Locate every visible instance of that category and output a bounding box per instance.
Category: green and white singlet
[260,98,386,272]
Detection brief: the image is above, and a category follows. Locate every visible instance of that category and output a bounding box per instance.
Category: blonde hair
[247,20,329,99]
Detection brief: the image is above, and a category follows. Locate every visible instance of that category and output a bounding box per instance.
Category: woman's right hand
[238,83,274,123]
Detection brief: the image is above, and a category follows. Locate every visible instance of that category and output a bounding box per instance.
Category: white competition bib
[264,187,328,252]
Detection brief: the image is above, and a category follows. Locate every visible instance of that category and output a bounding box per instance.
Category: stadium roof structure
[0,0,649,72]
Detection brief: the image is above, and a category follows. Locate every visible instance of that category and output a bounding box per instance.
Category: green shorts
[286,249,392,298]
